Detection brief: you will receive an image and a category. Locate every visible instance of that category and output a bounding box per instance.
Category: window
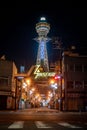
[75,81,82,88]
[0,77,8,86]
[67,81,73,88]
[75,64,82,72]
[84,65,87,72]
[84,81,87,88]
[69,64,74,71]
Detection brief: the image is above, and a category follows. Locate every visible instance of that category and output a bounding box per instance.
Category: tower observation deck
[34,17,51,71]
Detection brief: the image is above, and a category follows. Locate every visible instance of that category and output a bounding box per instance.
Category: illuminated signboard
[34,65,55,79]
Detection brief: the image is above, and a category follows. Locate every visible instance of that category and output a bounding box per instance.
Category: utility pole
[52,37,64,111]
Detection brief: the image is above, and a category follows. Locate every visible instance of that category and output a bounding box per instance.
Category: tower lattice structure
[34,17,51,71]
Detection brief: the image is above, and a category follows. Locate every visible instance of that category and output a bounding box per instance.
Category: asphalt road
[0,107,87,129]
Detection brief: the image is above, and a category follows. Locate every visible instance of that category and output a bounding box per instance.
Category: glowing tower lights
[34,17,51,71]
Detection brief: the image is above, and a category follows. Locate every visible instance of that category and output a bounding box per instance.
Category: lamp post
[49,79,58,109]
[21,78,31,109]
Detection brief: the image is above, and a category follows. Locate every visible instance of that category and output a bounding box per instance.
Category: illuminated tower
[35,17,50,71]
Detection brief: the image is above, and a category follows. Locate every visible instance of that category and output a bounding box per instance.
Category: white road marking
[58,122,82,128]
[8,121,24,129]
[35,121,52,128]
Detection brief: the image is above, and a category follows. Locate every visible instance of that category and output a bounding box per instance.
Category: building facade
[62,51,87,111]
[0,59,18,110]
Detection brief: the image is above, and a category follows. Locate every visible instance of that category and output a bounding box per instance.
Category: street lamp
[19,78,32,109]
[49,79,58,109]
[26,78,31,86]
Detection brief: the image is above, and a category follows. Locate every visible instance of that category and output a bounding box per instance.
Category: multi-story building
[62,51,87,111]
[0,58,18,110]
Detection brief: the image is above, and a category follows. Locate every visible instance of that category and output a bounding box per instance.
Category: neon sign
[34,65,55,79]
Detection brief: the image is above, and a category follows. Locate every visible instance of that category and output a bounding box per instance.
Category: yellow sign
[34,65,55,79]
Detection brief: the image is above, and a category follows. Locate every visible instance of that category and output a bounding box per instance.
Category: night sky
[0,6,87,71]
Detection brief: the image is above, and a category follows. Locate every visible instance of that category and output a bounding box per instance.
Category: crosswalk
[35,121,52,128]
[8,121,24,129]
[58,122,82,128]
[2,121,86,129]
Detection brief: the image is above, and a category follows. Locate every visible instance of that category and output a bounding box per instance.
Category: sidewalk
[17,107,59,113]
[0,107,87,115]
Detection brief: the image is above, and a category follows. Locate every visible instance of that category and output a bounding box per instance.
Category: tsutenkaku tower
[35,17,51,71]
